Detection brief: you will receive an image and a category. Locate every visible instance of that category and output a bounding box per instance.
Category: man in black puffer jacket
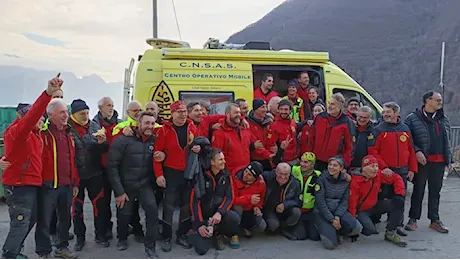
[107,112,159,258]
[69,99,109,251]
[404,91,451,233]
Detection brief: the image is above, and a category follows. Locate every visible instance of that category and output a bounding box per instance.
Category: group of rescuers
[0,72,453,258]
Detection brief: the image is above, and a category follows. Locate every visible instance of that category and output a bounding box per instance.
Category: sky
[0,0,286,83]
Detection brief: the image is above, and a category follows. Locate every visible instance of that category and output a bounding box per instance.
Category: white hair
[268,96,282,110]
[127,100,142,110]
[47,98,67,114]
[276,162,291,173]
[97,97,113,107]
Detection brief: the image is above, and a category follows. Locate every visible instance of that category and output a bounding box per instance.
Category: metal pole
[153,0,158,38]
[440,42,445,98]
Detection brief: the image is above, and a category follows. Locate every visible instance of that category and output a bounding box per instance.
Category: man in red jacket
[36,98,80,259]
[253,73,278,104]
[247,99,274,170]
[93,96,122,240]
[187,101,224,139]
[306,93,355,171]
[212,103,258,174]
[266,99,298,166]
[368,101,417,237]
[1,76,60,259]
[348,155,407,247]
[154,100,200,252]
[232,162,267,238]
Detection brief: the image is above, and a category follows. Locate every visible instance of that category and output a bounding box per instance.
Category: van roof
[144,48,329,63]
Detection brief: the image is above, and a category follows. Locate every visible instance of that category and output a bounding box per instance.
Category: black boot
[176,235,191,249]
[145,245,158,259]
[74,237,85,252]
[161,238,172,252]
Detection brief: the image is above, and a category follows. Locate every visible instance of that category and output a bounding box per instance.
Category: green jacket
[291,166,321,209]
[282,96,304,123]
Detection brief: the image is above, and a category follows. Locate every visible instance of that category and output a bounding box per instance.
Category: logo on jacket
[189,133,194,144]
[149,145,154,152]
[368,133,374,140]
[399,135,407,142]
[291,126,296,133]
[314,184,321,192]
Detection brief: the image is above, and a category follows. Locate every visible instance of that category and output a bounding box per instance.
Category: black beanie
[347,97,360,106]
[247,161,264,178]
[71,99,89,114]
[252,98,266,111]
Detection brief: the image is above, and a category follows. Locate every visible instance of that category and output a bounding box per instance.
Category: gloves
[392,195,405,209]
[350,234,359,242]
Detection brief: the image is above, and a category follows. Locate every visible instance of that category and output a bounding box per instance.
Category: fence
[452,126,460,165]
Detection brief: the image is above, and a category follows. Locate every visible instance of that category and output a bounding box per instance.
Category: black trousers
[358,198,404,236]
[117,186,159,249]
[263,207,301,232]
[295,211,320,241]
[35,186,73,255]
[102,167,113,233]
[188,210,240,255]
[162,168,191,239]
[316,211,362,250]
[233,206,267,233]
[72,175,107,239]
[2,186,38,259]
[409,162,445,221]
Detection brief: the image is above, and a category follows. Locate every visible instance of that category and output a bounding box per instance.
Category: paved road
[1,177,459,259]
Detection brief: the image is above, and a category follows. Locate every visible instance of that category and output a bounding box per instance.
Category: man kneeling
[189,149,241,255]
[348,155,407,247]
[232,162,267,238]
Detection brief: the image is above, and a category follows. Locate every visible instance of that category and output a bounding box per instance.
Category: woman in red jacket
[298,103,325,155]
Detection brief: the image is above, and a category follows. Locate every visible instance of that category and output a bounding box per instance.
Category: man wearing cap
[154,100,200,252]
[345,97,361,122]
[290,152,321,241]
[281,80,305,123]
[247,98,275,171]
[262,163,302,240]
[1,77,61,259]
[68,99,110,251]
[232,161,267,239]
[266,99,299,166]
[348,155,407,247]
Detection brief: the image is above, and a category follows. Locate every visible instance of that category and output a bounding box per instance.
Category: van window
[332,88,380,120]
[252,65,325,99]
[179,91,234,115]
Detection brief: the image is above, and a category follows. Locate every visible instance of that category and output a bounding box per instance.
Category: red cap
[170,100,186,112]
[362,155,378,168]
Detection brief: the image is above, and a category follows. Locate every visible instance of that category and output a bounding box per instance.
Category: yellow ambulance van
[133,38,382,121]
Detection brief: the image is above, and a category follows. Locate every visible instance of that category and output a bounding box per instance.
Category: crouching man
[314,156,362,250]
[262,163,302,240]
[107,112,159,258]
[189,148,241,255]
[232,161,267,238]
[349,155,407,247]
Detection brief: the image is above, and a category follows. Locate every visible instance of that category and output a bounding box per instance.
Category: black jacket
[314,172,349,222]
[262,170,302,210]
[405,107,451,164]
[70,120,108,180]
[191,169,233,230]
[107,131,155,196]
[351,123,374,168]
[184,136,212,199]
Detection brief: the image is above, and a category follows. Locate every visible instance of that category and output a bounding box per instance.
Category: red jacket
[212,119,252,174]
[368,120,418,172]
[40,122,80,188]
[348,170,406,217]
[266,116,299,162]
[232,166,266,210]
[2,91,51,186]
[299,122,312,155]
[247,112,272,161]
[306,112,354,167]
[254,87,279,104]
[196,114,224,139]
[154,119,198,177]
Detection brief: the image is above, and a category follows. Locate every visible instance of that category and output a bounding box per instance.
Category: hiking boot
[176,235,191,249]
[53,247,77,259]
[281,230,297,241]
[73,237,85,252]
[145,246,158,259]
[384,230,407,247]
[161,238,172,252]
[429,220,449,233]
[215,235,225,250]
[243,228,252,238]
[116,240,128,251]
[338,235,344,244]
[95,237,110,247]
[38,253,51,259]
[396,226,407,237]
[230,235,240,249]
[404,219,417,231]
[134,233,146,244]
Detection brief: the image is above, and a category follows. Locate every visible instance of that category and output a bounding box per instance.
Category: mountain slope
[227,0,460,123]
